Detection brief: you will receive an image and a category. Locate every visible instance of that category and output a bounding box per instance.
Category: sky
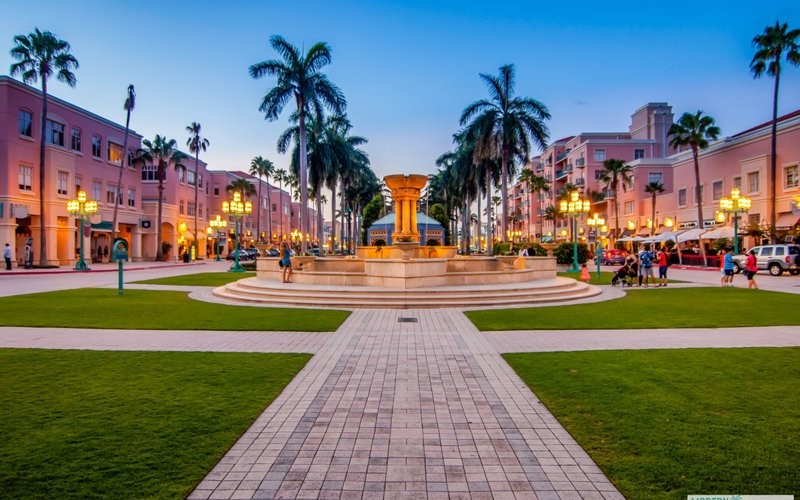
[2,0,799,182]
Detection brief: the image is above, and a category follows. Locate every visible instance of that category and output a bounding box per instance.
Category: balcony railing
[576,158,585,167]
[556,152,567,162]
[535,163,544,172]
[603,189,616,199]
[575,178,585,187]
[555,169,568,179]
[565,164,573,172]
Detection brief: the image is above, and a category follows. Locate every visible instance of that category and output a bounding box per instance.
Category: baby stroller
[611,263,636,287]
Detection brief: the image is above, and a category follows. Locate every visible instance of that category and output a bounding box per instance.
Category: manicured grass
[466,287,799,330]
[503,348,800,498]
[557,271,683,285]
[0,288,349,331]
[134,271,256,286]
[0,349,311,499]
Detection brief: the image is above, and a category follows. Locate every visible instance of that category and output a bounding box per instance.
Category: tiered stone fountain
[213,174,599,308]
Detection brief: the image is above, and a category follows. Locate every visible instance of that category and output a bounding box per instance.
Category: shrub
[493,242,512,255]
[528,243,548,256]
[554,242,589,265]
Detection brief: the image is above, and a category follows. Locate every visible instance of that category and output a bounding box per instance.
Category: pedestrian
[639,244,655,287]
[24,242,33,269]
[3,243,11,270]
[719,249,728,287]
[627,253,639,286]
[656,245,669,287]
[744,249,759,290]
[579,263,591,282]
[723,248,735,287]
[280,240,293,283]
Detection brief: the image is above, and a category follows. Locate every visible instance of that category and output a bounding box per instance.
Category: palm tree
[274,168,287,240]
[133,136,186,261]
[460,64,550,244]
[10,28,79,266]
[226,178,256,241]
[249,35,346,253]
[645,181,665,236]
[111,85,135,246]
[186,122,209,255]
[249,156,275,242]
[669,111,721,266]
[599,159,634,247]
[528,174,551,242]
[751,21,800,241]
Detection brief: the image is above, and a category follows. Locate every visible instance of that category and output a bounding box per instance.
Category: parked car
[731,244,800,276]
[595,249,626,266]
[245,248,261,259]
[225,250,251,261]
[267,248,280,257]
[309,248,320,256]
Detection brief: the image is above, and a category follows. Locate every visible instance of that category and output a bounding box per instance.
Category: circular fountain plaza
[214,174,600,308]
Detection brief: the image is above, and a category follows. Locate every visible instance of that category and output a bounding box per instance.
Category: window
[748,171,760,193]
[106,184,121,204]
[624,201,634,215]
[761,247,773,257]
[214,185,219,196]
[179,200,185,215]
[634,149,645,160]
[625,178,634,191]
[594,149,606,161]
[187,201,196,216]
[92,181,102,201]
[128,188,135,207]
[694,185,704,204]
[272,203,277,213]
[18,110,32,137]
[187,170,195,186]
[75,175,81,195]
[199,203,203,219]
[107,142,123,164]
[775,247,784,256]
[19,165,33,191]
[648,172,663,185]
[713,181,723,201]
[57,171,68,196]
[141,165,159,181]
[177,168,185,184]
[92,136,102,158]
[127,149,135,167]
[197,174,203,188]
[71,128,81,151]
[678,188,687,206]
[594,170,603,180]
[263,197,268,209]
[786,165,799,189]
[733,176,742,190]
[46,120,65,147]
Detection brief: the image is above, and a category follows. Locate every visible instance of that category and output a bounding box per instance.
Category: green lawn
[503,348,800,499]
[466,287,799,330]
[0,349,311,499]
[557,271,683,285]
[0,289,348,331]
[133,272,256,286]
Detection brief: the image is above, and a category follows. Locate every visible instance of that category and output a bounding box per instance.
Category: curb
[0,261,208,276]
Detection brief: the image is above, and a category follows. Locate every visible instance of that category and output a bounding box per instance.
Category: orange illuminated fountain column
[383,174,429,244]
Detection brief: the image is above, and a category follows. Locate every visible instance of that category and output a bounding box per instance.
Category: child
[579,263,591,282]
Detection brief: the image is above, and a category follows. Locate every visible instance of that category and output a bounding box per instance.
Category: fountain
[212,174,600,308]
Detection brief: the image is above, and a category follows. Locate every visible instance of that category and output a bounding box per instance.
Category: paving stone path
[189,309,622,500]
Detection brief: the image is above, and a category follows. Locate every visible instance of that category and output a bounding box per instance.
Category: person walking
[639,244,655,287]
[723,248,735,287]
[719,248,728,287]
[744,249,759,290]
[3,243,12,270]
[656,245,669,287]
[280,240,293,284]
[24,242,33,269]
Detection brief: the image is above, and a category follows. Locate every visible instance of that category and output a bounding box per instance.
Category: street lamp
[221,191,252,272]
[587,213,606,279]
[209,215,228,261]
[720,188,751,255]
[67,190,98,271]
[559,190,591,272]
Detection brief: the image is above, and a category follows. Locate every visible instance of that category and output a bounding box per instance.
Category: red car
[598,249,626,266]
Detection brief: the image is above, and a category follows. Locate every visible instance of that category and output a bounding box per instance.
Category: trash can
[183,252,191,263]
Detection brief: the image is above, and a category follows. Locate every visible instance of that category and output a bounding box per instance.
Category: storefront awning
[90,221,113,232]
[677,228,706,242]
[701,226,734,240]
[776,214,800,229]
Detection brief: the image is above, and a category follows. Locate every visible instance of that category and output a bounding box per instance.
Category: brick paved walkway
[189,309,622,500]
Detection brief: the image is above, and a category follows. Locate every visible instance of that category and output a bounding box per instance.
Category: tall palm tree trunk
[501,148,509,243]
[277,179,283,241]
[612,180,620,249]
[486,169,493,255]
[693,150,708,266]
[651,193,657,237]
[476,194,482,252]
[316,187,324,253]
[111,101,132,246]
[156,178,164,261]
[38,78,48,266]
[193,153,199,254]
[330,183,337,252]
[255,175,262,243]
[769,70,780,242]
[297,98,309,253]
[340,179,346,249]
[265,176,272,243]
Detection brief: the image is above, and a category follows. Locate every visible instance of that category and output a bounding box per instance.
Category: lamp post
[559,190,591,272]
[222,192,252,272]
[587,213,606,279]
[209,215,228,261]
[720,188,751,255]
[67,190,98,271]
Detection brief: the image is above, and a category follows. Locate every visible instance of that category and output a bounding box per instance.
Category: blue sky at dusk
[1,0,799,180]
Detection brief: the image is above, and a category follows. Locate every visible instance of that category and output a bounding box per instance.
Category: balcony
[602,189,616,199]
[565,163,573,172]
[535,163,544,172]
[575,178,585,187]
[555,169,568,180]
[556,152,567,162]
[576,158,585,167]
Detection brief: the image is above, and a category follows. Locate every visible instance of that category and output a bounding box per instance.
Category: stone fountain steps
[212,277,600,309]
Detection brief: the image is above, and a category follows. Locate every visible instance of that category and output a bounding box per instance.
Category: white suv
[732,244,800,276]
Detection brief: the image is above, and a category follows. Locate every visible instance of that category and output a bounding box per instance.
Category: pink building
[1,76,144,266]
